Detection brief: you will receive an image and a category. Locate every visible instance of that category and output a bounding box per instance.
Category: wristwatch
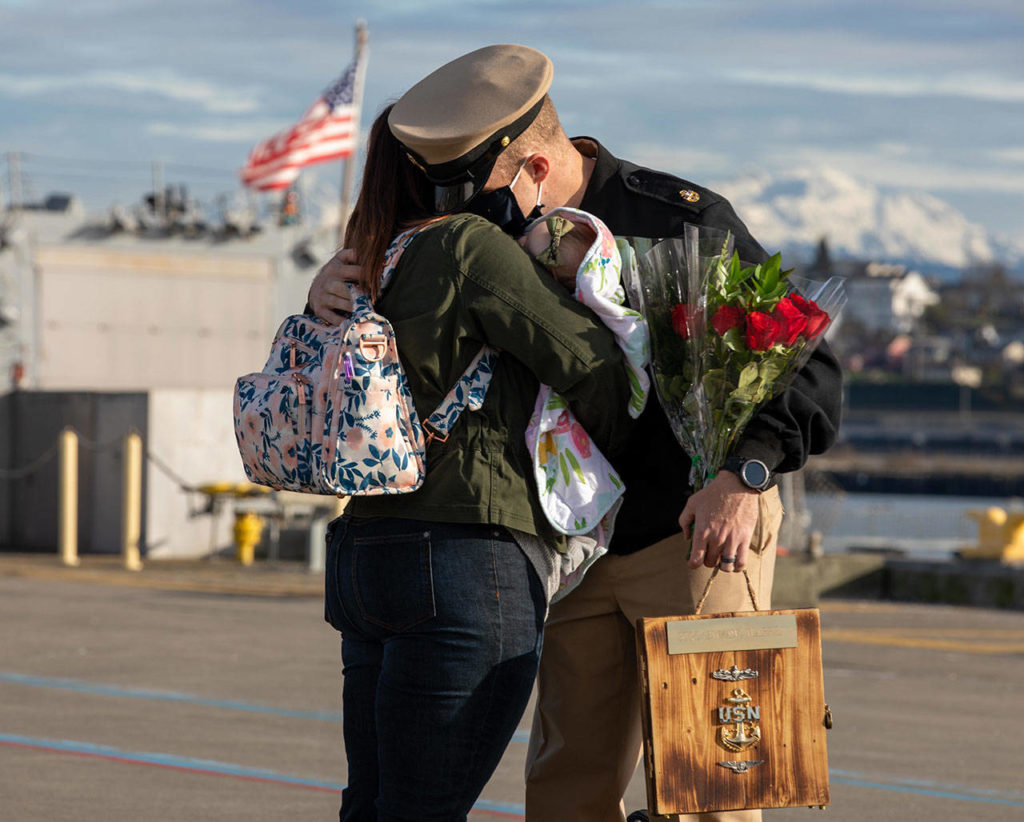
[722,456,773,492]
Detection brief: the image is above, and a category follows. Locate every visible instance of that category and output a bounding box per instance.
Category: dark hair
[343,104,435,300]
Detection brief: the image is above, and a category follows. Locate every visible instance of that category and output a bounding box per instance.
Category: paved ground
[1,554,1023,821]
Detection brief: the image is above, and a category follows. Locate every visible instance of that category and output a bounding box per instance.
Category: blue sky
[2,0,1022,238]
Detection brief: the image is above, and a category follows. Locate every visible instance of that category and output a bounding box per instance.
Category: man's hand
[679,471,760,573]
[309,248,361,324]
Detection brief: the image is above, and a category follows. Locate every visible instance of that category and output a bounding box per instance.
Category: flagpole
[338,21,369,246]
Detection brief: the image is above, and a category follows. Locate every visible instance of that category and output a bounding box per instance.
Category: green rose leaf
[738,362,760,390]
[760,359,785,384]
[721,326,746,352]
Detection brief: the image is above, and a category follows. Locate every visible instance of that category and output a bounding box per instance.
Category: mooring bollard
[121,431,143,571]
[58,427,80,567]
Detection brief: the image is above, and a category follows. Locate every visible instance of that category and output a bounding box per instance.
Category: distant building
[842,263,940,334]
[0,192,335,559]
[899,335,955,381]
[800,239,940,335]
[935,266,1024,324]
[0,196,322,392]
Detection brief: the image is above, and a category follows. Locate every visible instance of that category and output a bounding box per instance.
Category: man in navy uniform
[310,45,841,822]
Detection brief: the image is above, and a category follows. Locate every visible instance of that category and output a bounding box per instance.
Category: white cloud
[146,120,287,143]
[877,142,913,157]
[993,147,1024,164]
[761,145,1024,195]
[0,70,260,113]
[726,69,1024,104]
[620,142,735,178]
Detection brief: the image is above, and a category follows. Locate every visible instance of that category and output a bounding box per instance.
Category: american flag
[240,57,363,191]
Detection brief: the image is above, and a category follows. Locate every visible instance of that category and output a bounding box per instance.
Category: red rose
[770,297,808,346]
[745,311,782,351]
[790,294,830,339]
[671,304,698,339]
[671,303,696,339]
[711,304,746,336]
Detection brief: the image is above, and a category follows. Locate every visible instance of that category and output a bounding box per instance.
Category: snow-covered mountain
[714,167,1024,277]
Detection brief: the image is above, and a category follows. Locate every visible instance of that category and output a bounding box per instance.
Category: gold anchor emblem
[679,189,700,203]
[718,687,761,752]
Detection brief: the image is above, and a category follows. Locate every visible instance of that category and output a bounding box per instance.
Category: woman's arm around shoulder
[443,214,634,452]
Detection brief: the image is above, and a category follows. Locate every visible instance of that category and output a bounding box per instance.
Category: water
[804,492,1024,560]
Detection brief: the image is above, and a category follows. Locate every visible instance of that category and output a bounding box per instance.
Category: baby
[517,207,650,600]
[520,214,596,291]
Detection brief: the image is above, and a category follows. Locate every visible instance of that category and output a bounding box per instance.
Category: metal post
[778,471,808,555]
[58,428,80,567]
[152,160,164,221]
[309,498,348,572]
[792,469,808,554]
[8,152,23,211]
[338,20,369,245]
[121,431,144,571]
[307,512,327,573]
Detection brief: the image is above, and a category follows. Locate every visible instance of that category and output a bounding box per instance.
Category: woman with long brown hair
[321,104,633,821]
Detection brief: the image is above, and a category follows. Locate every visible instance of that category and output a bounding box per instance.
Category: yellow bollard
[962,508,1008,559]
[1002,513,1024,564]
[121,431,143,571]
[233,511,263,566]
[58,428,80,567]
[962,507,1024,563]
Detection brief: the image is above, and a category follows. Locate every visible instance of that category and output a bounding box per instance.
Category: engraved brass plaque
[667,614,798,654]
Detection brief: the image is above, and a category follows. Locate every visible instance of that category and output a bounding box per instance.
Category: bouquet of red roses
[636,224,845,490]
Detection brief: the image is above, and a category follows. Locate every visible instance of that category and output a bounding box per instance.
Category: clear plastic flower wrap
[636,224,846,490]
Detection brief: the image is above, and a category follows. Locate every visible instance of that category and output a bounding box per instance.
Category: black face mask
[463,162,544,238]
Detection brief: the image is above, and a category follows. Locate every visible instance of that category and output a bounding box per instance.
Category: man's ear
[525,153,550,183]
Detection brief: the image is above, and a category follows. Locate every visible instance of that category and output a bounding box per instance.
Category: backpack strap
[350,218,500,445]
[423,345,499,444]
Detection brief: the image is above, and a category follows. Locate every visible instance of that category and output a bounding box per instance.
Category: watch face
[742,460,770,489]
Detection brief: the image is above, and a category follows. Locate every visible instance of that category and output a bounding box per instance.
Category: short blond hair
[491,96,565,181]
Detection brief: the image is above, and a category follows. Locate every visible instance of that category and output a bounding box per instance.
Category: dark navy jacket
[575,138,843,555]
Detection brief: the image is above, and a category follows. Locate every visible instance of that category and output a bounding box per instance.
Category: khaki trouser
[525,488,783,822]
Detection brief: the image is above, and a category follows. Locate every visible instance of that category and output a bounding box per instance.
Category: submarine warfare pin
[711,666,759,682]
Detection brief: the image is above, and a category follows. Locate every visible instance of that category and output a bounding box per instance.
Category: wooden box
[636,608,830,815]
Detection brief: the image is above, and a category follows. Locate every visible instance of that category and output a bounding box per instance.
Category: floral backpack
[233,222,498,496]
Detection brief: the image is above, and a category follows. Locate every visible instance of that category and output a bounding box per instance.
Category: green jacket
[348,214,634,540]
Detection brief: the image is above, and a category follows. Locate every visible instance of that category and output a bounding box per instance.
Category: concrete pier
[1,554,1022,820]
[773,552,1024,610]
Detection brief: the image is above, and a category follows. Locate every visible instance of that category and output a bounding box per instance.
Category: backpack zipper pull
[343,352,355,382]
[293,373,308,404]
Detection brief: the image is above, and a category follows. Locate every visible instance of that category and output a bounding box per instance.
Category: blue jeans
[324,515,546,822]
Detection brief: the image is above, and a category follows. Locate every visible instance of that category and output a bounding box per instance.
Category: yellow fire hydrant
[233,511,264,566]
[198,482,271,566]
[962,507,1024,563]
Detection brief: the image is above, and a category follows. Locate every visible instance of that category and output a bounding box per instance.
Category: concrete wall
[145,388,247,559]
[0,388,246,558]
[33,246,274,390]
